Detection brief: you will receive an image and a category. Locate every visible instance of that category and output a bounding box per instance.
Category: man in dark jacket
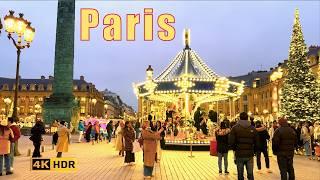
[272,118,297,180]
[229,112,258,180]
[106,120,113,143]
[255,120,271,173]
[30,119,45,157]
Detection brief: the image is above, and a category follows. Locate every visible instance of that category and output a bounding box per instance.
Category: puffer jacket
[229,120,258,158]
[272,123,297,157]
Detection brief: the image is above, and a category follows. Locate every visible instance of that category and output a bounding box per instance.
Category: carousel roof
[133,29,244,103]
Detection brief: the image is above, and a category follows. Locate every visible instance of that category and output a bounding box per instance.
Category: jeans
[277,155,295,180]
[107,132,112,142]
[218,152,228,172]
[304,141,311,156]
[144,165,154,176]
[32,142,41,158]
[236,157,254,180]
[0,154,10,173]
[9,142,15,168]
[256,149,269,170]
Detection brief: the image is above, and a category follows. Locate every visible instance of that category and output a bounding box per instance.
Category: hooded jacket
[229,120,258,158]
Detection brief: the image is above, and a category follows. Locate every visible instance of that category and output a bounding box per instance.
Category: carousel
[133,29,244,148]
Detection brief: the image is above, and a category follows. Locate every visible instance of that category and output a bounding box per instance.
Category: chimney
[49,76,54,80]
[41,75,45,80]
[80,75,84,81]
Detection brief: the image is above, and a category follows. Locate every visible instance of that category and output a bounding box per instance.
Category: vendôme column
[43,0,78,124]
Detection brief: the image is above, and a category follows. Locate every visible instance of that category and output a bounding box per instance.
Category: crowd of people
[215,112,320,180]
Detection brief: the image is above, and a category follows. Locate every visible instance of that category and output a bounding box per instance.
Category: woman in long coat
[56,121,73,157]
[115,121,125,156]
[123,121,135,164]
[141,120,164,178]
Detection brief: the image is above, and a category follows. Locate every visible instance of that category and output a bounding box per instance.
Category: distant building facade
[0,75,104,123]
[218,45,320,122]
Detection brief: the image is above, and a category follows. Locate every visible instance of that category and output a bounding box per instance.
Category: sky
[0,1,319,110]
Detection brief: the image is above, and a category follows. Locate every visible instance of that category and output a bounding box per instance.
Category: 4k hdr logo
[31,158,77,172]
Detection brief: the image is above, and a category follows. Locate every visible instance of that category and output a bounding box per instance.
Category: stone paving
[1,135,319,180]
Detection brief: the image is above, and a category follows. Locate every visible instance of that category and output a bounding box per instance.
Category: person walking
[77,120,85,143]
[8,117,21,172]
[215,121,230,175]
[301,121,312,159]
[115,121,125,156]
[141,120,164,179]
[56,121,73,158]
[0,120,14,176]
[94,121,100,143]
[255,120,271,173]
[106,120,113,143]
[229,112,258,180]
[135,121,141,139]
[123,121,135,165]
[52,120,59,149]
[154,120,165,162]
[30,119,45,158]
[272,118,297,180]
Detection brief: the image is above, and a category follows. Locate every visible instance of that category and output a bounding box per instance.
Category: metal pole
[12,48,21,122]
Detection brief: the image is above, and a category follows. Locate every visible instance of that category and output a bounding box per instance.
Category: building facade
[0,75,104,124]
[218,45,320,122]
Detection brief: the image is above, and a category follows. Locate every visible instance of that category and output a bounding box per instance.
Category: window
[244,104,248,113]
[47,84,52,91]
[243,95,248,101]
[80,106,85,114]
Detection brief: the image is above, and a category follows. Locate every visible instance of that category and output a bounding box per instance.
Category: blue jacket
[78,122,85,131]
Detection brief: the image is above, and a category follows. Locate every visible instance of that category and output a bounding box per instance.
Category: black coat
[272,123,297,157]
[216,129,229,153]
[30,122,45,143]
[229,121,259,158]
[257,130,270,151]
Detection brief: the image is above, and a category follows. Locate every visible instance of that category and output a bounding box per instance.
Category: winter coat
[115,126,124,151]
[301,126,311,143]
[215,128,230,153]
[30,122,45,143]
[0,125,13,155]
[272,123,297,157]
[257,129,270,151]
[123,128,135,151]
[9,123,21,142]
[106,122,113,133]
[229,120,258,158]
[78,122,85,131]
[142,129,161,167]
[56,125,73,153]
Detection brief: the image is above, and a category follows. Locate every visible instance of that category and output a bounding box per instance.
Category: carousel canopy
[133,29,244,105]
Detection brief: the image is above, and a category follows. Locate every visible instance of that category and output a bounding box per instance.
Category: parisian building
[218,45,320,122]
[0,75,105,124]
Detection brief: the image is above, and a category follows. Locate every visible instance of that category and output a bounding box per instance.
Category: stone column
[43,0,78,124]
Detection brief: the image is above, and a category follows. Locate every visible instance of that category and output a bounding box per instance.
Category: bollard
[52,144,55,150]
[27,149,31,157]
[92,140,94,145]
[41,146,45,152]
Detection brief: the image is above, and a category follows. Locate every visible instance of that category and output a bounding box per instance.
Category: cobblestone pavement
[1,135,319,180]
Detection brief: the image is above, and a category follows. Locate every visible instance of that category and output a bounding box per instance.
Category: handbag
[132,140,142,153]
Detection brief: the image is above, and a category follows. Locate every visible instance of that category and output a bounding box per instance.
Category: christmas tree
[280,9,320,122]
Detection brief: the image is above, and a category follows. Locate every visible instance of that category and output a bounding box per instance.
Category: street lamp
[4,10,35,121]
[4,98,12,117]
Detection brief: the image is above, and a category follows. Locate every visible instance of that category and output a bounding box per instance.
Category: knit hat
[278,117,287,126]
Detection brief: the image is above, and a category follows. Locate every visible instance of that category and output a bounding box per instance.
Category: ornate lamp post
[4,10,35,121]
[4,98,12,117]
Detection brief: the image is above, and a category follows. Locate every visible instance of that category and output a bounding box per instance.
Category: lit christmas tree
[280,9,320,122]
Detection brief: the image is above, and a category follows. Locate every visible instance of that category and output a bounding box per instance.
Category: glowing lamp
[14,13,28,36]
[4,10,16,33]
[24,22,35,43]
